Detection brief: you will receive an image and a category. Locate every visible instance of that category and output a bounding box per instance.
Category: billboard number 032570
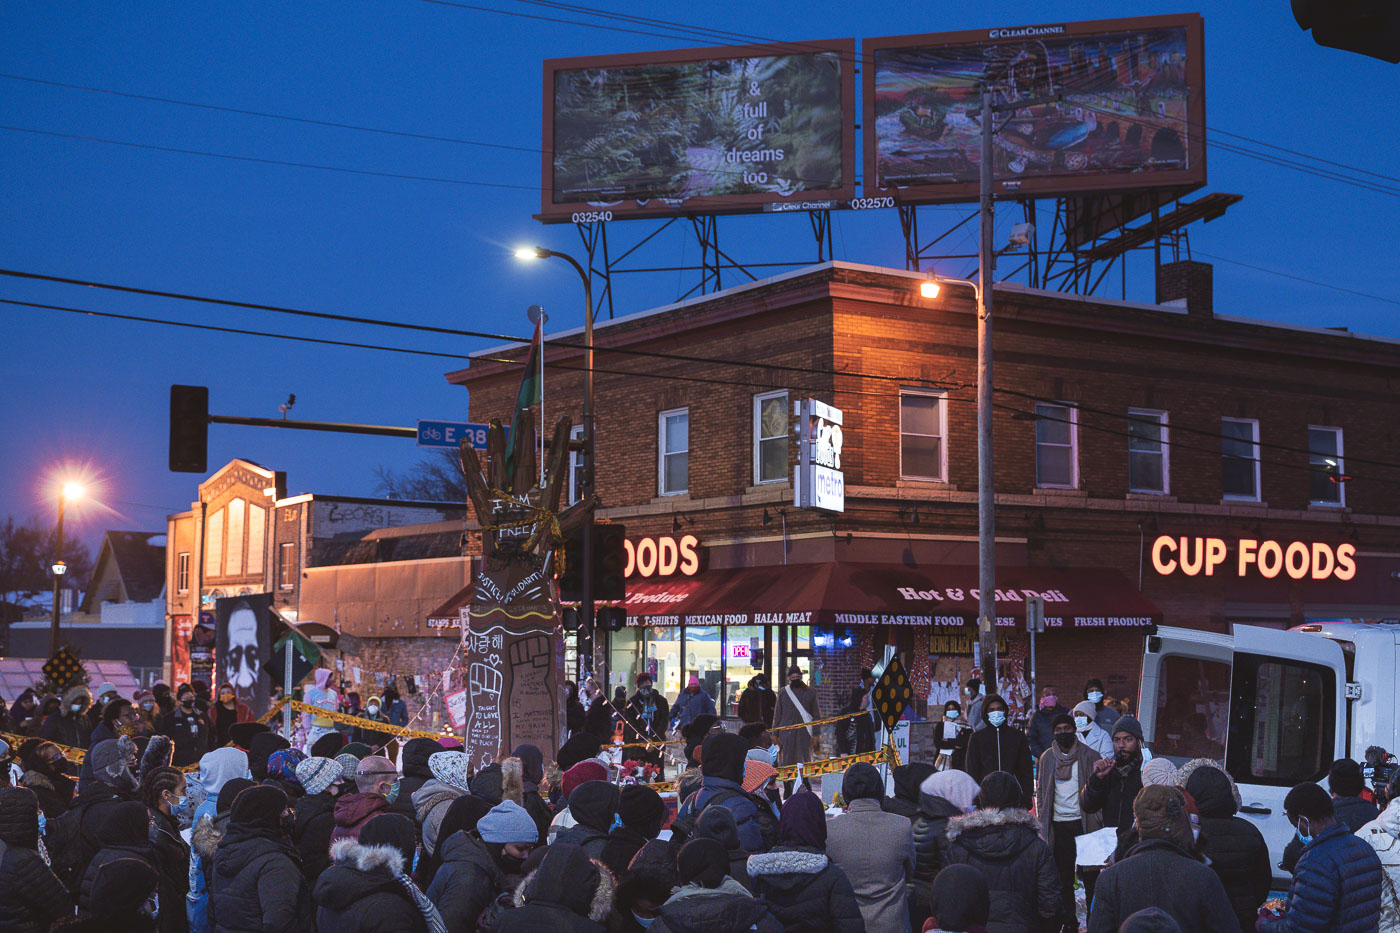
[848,197,895,210]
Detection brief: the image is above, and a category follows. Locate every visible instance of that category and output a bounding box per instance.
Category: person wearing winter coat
[208,785,312,933]
[600,783,669,878]
[188,778,254,933]
[614,839,679,931]
[426,800,536,931]
[0,785,72,933]
[40,684,93,749]
[495,842,615,933]
[1025,686,1072,761]
[691,802,755,891]
[553,779,619,860]
[77,798,156,914]
[622,673,670,751]
[672,675,718,731]
[884,762,938,821]
[546,759,607,844]
[1082,679,1120,733]
[1179,761,1271,933]
[1260,782,1383,933]
[736,674,776,728]
[1036,714,1104,933]
[313,813,445,933]
[682,732,773,854]
[16,738,75,817]
[1086,785,1237,933]
[1081,714,1147,839]
[142,766,192,933]
[772,666,822,770]
[246,733,290,784]
[508,744,553,844]
[391,737,443,822]
[159,687,212,768]
[1280,757,1380,874]
[944,771,1059,933]
[651,838,783,933]
[330,755,397,845]
[963,695,1034,809]
[933,701,972,772]
[289,757,345,884]
[924,863,991,933]
[58,735,140,895]
[827,761,915,932]
[1358,774,1400,933]
[417,792,490,890]
[1071,700,1114,759]
[412,751,471,857]
[903,769,981,929]
[208,684,251,751]
[55,856,159,933]
[744,790,863,933]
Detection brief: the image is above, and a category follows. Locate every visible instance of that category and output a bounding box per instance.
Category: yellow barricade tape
[286,700,450,742]
[645,746,895,793]
[1,731,202,773]
[256,697,289,725]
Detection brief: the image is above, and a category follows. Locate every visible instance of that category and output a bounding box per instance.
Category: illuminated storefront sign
[1151,535,1357,580]
[794,398,845,513]
[624,534,703,579]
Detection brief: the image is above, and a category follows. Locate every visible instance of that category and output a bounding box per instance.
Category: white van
[1138,621,1398,884]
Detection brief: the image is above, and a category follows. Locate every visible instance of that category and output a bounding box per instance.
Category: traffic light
[169,385,209,473]
[596,607,627,632]
[594,523,626,601]
[557,526,586,602]
[1293,0,1400,63]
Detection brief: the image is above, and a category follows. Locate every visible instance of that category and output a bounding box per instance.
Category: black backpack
[690,786,779,852]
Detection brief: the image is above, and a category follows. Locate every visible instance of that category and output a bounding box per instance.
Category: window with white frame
[567,423,585,505]
[1308,426,1344,506]
[176,552,190,594]
[1128,409,1169,494]
[753,391,789,484]
[1221,418,1260,501]
[900,390,947,481]
[278,542,297,590]
[205,508,224,577]
[1035,403,1078,488]
[658,408,689,496]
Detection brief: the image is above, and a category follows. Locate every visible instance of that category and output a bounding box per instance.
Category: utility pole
[976,85,998,695]
[49,497,67,657]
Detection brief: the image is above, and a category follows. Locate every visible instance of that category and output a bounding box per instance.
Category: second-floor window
[1308,426,1344,506]
[1035,403,1078,488]
[176,552,190,594]
[1221,417,1260,501]
[1128,409,1169,494]
[279,542,297,590]
[659,408,689,496]
[567,423,585,504]
[753,391,789,484]
[900,390,946,481]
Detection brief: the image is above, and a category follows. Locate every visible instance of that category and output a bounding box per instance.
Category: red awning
[623,562,1160,630]
[426,583,474,629]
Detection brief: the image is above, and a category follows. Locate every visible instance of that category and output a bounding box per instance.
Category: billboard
[864,15,1205,203]
[541,39,855,222]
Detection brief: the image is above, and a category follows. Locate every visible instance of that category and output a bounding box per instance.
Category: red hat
[636,672,654,686]
[562,759,609,799]
[742,759,777,794]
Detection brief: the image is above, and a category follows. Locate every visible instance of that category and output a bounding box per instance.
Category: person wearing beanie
[335,753,362,783]
[393,737,444,825]
[742,758,778,796]
[1258,782,1383,933]
[55,856,159,933]
[547,759,609,844]
[745,790,862,933]
[414,751,472,858]
[1141,758,1178,787]
[209,784,312,933]
[613,839,680,931]
[1070,700,1114,758]
[902,769,981,930]
[924,863,992,933]
[964,694,1035,809]
[1180,762,1270,933]
[554,780,620,860]
[622,672,670,763]
[0,785,73,931]
[600,784,669,877]
[314,813,445,933]
[265,748,308,799]
[557,731,604,773]
[247,732,291,783]
[61,735,140,894]
[226,721,269,751]
[469,762,504,805]
[681,731,776,854]
[427,800,538,931]
[691,802,755,892]
[772,665,822,776]
[310,731,349,760]
[827,761,915,932]
[653,837,782,933]
[292,757,350,885]
[1025,685,1072,761]
[1086,785,1236,933]
[341,741,373,760]
[77,799,156,914]
[18,738,76,817]
[1035,713,1104,933]
[1083,714,1148,844]
[330,755,398,845]
[494,842,615,933]
[944,771,1059,933]
[1282,757,1379,875]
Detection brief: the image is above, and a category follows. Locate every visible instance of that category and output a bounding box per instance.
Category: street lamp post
[516,247,595,682]
[49,482,84,657]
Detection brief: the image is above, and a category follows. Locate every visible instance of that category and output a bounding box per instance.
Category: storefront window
[685,626,724,708]
[723,626,764,717]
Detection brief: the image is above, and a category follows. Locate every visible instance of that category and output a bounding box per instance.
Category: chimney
[1157,260,1213,318]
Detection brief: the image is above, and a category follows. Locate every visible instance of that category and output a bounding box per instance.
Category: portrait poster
[215,593,272,717]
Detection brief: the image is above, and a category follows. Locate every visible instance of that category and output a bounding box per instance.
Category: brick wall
[334,633,461,731]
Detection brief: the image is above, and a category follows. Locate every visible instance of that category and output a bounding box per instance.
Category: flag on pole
[505,316,543,481]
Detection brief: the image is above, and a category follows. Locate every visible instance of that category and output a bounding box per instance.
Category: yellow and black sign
[928,629,1009,657]
[871,655,914,732]
[42,649,83,688]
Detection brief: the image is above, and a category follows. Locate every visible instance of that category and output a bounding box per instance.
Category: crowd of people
[0,671,1396,932]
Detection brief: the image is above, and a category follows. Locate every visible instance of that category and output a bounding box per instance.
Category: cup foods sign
[1151,536,1357,580]
[794,398,844,513]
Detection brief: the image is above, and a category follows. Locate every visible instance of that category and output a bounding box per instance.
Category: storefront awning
[622,562,1160,630]
[426,583,473,629]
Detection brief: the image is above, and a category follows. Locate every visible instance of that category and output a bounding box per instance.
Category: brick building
[447,260,1400,728]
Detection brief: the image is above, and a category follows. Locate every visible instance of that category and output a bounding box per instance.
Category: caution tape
[1,731,202,773]
[286,700,451,742]
[256,698,289,725]
[644,745,897,793]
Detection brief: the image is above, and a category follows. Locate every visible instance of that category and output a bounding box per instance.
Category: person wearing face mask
[1082,715,1147,845]
[1035,715,1103,933]
[1070,699,1114,758]
[964,678,986,733]
[18,738,76,816]
[772,665,822,781]
[208,683,250,750]
[1025,686,1071,761]
[209,785,313,933]
[40,684,93,750]
[141,766,192,933]
[623,674,670,763]
[331,755,399,845]
[963,695,1034,809]
[1083,679,1120,733]
[158,686,211,769]
[352,695,393,747]
[290,757,350,884]
[427,800,537,930]
[934,700,972,772]
[314,812,446,933]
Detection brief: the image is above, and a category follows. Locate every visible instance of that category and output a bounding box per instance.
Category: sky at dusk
[2,0,1396,557]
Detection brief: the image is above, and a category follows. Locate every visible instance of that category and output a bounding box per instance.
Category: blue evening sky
[2,1,1395,555]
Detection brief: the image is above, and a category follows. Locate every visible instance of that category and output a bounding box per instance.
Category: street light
[515,245,595,682]
[50,481,84,656]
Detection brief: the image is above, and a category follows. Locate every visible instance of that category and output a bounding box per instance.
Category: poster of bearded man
[215,593,273,716]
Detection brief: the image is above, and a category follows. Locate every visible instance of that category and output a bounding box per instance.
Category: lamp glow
[919,279,941,299]
[514,246,542,260]
[51,560,67,576]
[60,482,84,502]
